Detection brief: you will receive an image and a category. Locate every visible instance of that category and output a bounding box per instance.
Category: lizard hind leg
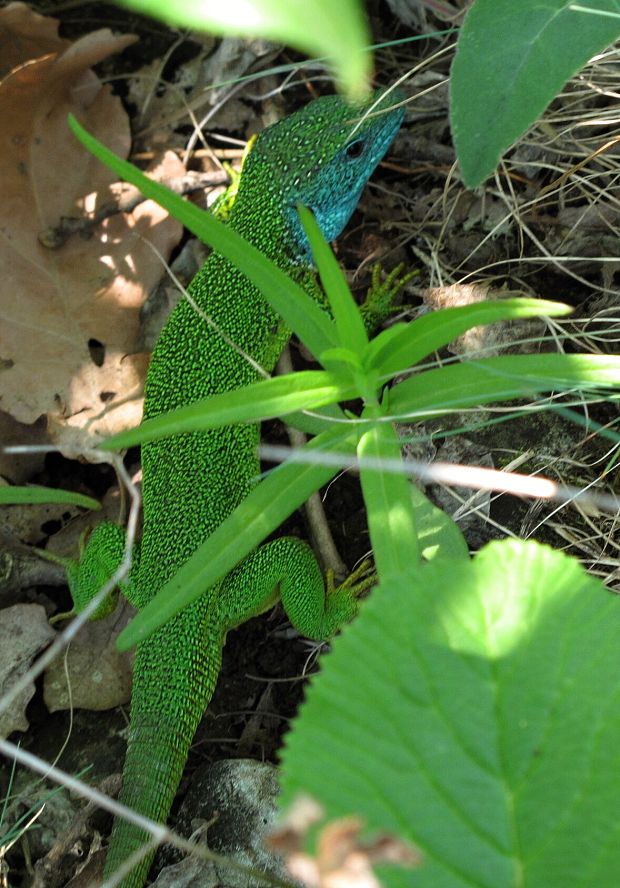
[63,522,138,620]
[220,536,371,640]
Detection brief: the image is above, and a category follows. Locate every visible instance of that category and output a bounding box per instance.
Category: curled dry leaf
[0,603,55,737]
[0,1,69,77]
[424,283,546,357]
[0,13,184,460]
[270,796,421,888]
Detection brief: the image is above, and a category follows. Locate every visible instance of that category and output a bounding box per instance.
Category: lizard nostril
[87,337,105,367]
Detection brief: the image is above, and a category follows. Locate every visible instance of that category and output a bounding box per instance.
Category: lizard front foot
[360,262,419,332]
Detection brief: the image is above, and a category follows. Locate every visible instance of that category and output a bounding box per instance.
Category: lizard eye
[344,138,366,160]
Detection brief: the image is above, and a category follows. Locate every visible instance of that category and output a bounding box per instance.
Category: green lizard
[68,89,404,887]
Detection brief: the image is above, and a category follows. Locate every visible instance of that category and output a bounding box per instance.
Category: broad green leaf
[0,486,100,510]
[299,204,368,355]
[68,115,337,360]
[113,0,372,100]
[101,370,354,450]
[358,422,419,580]
[116,424,358,650]
[389,353,620,420]
[281,539,620,886]
[451,0,620,186]
[366,298,572,379]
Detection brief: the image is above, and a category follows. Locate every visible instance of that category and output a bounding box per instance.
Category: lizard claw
[360,262,419,332]
[326,558,376,599]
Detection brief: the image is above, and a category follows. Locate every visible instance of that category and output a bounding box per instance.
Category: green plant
[112,0,372,99]
[65,98,620,883]
[68,114,620,654]
[451,0,620,186]
[8,1,620,882]
[281,539,620,886]
[0,487,100,509]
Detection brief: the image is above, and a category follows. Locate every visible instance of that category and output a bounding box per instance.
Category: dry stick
[0,739,296,888]
[277,345,347,579]
[259,443,620,515]
[539,135,620,197]
[38,170,228,250]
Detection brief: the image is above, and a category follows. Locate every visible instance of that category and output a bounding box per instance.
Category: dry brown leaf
[424,283,546,357]
[128,36,271,137]
[0,495,80,546]
[44,599,134,712]
[0,23,184,459]
[0,603,55,737]
[0,2,69,78]
[270,796,421,888]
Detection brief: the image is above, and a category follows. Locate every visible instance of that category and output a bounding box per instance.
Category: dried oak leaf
[0,1,69,78]
[0,603,55,737]
[0,25,184,459]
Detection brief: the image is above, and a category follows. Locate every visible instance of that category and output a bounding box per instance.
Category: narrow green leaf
[451,0,620,186]
[68,115,338,359]
[281,539,620,885]
[101,370,354,450]
[320,347,362,371]
[366,298,572,379]
[389,353,620,420]
[0,486,100,510]
[116,425,358,650]
[113,0,372,101]
[298,205,368,355]
[410,485,469,563]
[285,402,348,436]
[358,421,419,580]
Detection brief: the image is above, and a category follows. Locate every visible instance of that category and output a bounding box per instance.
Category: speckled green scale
[77,91,403,887]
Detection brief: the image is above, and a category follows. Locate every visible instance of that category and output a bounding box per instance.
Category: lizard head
[239,89,405,260]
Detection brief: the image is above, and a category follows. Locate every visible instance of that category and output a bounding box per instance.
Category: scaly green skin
[73,92,403,887]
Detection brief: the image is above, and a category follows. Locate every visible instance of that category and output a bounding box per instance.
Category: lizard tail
[104,617,223,887]
[103,716,183,886]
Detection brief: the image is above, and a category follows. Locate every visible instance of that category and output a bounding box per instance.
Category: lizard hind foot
[217,537,374,643]
[269,538,375,641]
[326,556,375,599]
